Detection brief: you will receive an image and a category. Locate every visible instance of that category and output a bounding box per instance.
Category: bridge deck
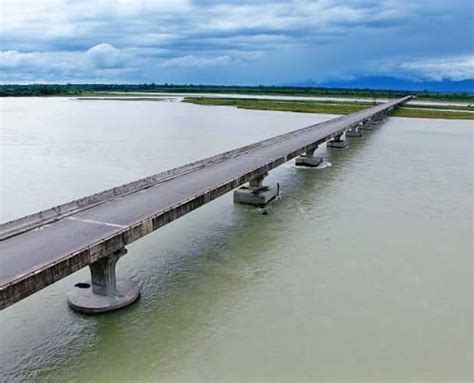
[0,96,411,309]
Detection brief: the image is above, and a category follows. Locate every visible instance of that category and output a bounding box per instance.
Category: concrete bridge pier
[373,112,387,123]
[345,124,362,138]
[360,120,374,130]
[233,172,279,207]
[327,133,348,149]
[295,143,323,167]
[67,248,140,314]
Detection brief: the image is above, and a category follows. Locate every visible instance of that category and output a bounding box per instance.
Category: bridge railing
[0,117,353,241]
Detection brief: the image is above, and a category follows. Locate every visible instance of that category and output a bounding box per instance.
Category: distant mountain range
[286,76,474,93]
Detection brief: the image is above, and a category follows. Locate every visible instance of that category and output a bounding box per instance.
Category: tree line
[0,83,472,101]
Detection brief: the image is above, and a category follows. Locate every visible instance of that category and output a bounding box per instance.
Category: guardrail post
[67,248,140,314]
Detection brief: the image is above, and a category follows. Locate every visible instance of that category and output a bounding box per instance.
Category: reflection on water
[0,98,472,382]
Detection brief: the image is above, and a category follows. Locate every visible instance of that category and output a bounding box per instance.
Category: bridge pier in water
[374,112,387,122]
[233,172,279,207]
[67,248,140,314]
[360,121,375,130]
[327,133,348,149]
[295,143,323,167]
[346,123,362,138]
[361,112,386,130]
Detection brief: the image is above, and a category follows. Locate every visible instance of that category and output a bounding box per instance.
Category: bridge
[0,96,412,313]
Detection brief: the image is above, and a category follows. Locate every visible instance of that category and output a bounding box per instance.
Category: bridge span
[0,96,412,313]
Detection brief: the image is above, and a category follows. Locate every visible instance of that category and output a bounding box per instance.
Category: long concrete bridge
[0,96,412,313]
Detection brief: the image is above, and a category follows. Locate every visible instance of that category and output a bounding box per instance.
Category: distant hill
[287,76,474,93]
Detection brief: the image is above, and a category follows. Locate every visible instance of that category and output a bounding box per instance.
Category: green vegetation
[1,83,474,102]
[403,103,473,111]
[184,97,369,114]
[184,97,474,120]
[0,84,84,97]
[392,108,474,120]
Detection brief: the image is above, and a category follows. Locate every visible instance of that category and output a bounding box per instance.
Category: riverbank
[183,97,474,120]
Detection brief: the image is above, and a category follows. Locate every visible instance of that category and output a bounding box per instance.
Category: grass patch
[184,97,474,120]
[184,97,368,114]
[392,108,474,119]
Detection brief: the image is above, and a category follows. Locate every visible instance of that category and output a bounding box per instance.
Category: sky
[0,0,473,85]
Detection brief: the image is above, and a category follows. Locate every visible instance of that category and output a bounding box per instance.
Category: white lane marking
[66,216,126,228]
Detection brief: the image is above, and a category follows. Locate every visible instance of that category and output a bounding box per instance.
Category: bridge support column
[345,124,362,138]
[359,121,373,131]
[371,113,386,124]
[295,143,323,167]
[233,172,279,207]
[374,114,384,122]
[68,248,140,314]
[327,134,348,149]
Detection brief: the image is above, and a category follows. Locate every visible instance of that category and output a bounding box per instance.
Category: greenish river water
[0,97,472,382]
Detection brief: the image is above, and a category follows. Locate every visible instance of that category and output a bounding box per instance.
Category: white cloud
[375,55,474,81]
[0,50,35,68]
[0,44,135,83]
[399,56,474,81]
[161,55,232,67]
[160,50,262,68]
[86,43,127,68]
[0,49,83,71]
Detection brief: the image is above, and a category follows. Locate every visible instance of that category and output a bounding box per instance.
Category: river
[0,97,472,382]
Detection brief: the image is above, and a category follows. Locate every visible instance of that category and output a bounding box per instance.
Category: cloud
[161,55,231,67]
[0,50,35,69]
[0,45,134,83]
[86,43,127,68]
[371,55,474,82]
[398,56,474,81]
[0,50,84,78]
[0,0,472,83]
[161,51,262,68]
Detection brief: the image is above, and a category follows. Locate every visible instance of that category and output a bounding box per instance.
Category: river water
[0,97,472,382]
